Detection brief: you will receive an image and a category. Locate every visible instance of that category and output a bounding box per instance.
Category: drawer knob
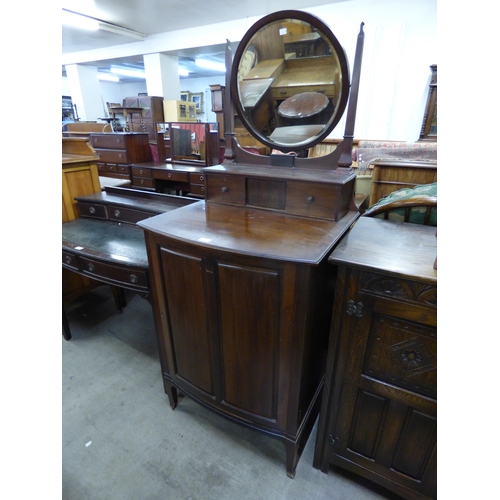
[116,138,121,143]
[200,175,204,181]
[129,274,138,284]
[118,153,123,159]
[64,256,72,265]
[221,186,228,193]
[114,210,121,218]
[88,263,95,272]
[168,173,172,178]
[139,169,144,174]
[140,179,145,185]
[306,196,314,203]
[201,187,205,192]
[89,206,96,214]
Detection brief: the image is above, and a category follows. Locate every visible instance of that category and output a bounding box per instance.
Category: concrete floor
[62,287,402,500]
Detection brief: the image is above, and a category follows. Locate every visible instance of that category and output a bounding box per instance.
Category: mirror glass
[231,12,350,152]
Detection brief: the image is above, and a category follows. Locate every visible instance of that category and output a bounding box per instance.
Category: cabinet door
[330,282,437,499]
[159,247,215,396]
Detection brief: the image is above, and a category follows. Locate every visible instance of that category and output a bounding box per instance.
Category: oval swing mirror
[231,10,350,153]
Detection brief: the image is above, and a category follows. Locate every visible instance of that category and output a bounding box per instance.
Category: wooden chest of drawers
[90,132,151,182]
[313,217,437,499]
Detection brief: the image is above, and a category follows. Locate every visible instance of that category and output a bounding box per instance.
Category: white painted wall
[62,0,436,141]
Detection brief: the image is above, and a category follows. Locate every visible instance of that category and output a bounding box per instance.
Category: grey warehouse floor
[62,287,403,500]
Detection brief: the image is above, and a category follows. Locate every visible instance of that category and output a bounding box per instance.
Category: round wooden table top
[278,92,329,119]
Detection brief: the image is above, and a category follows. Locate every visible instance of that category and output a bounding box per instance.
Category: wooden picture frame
[191,92,204,114]
[180,91,191,102]
[419,64,437,142]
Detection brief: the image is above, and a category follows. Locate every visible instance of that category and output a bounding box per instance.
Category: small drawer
[92,135,127,149]
[286,182,344,221]
[62,251,80,271]
[80,257,149,291]
[116,164,130,175]
[97,162,106,172]
[131,166,152,178]
[133,177,155,189]
[206,174,245,205]
[109,207,151,224]
[155,170,189,182]
[190,173,205,184]
[189,183,205,196]
[95,149,129,163]
[77,203,108,220]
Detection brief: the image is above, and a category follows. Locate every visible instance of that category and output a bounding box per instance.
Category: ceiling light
[195,59,226,72]
[178,68,190,77]
[62,9,147,40]
[98,73,120,82]
[110,67,146,79]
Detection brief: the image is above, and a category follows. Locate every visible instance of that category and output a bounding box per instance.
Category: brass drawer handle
[306,196,314,203]
[168,173,172,178]
[200,175,204,181]
[129,274,138,284]
[139,169,144,174]
[140,179,145,185]
[116,138,121,144]
[87,263,95,272]
[221,186,228,192]
[118,153,123,159]
[89,206,96,214]
[114,210,121,218]
[64,256,72,265]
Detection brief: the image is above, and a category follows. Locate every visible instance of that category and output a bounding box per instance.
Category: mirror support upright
[223,39,236,165]
[338,22,365,169]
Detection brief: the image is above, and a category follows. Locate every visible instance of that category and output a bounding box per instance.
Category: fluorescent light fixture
[195,59,226,72]
[98,73,120,82]
[178,68,190,77]
[110,67,146,79]
[62,9,147,40]
[62,9,98,30]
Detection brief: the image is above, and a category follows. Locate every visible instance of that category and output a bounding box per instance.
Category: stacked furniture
[90,132,152,183]
[123,96,165,141]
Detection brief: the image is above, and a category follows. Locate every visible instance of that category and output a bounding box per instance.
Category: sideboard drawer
[154,170,190,183]
[134,177,155,189]
[190,173,205,184]
[206,174,246,205]
[78,202,108,220]
[91,135,127,149]
[189,183,205,196]
[62,251,80,271]
[131,166,153,178]
[80,257,149,291]
[109,207,151,224]
[95,149,130,164]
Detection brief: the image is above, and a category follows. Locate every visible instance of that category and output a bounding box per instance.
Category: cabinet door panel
[217,262,280,420]
[160,248,214,396]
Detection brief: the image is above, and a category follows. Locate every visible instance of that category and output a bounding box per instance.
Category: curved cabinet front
[143,227,336,478]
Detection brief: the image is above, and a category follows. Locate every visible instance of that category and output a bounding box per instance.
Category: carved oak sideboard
[313,217,437,499]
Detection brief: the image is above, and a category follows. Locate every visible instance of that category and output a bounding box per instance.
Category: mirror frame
[230,10,351,153]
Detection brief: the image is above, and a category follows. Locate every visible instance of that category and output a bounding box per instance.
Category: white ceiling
[62,0,340,81]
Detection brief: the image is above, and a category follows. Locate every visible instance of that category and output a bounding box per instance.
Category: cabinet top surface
[329,217,437,282]
[138,201,359,264]
[133,162,204,173]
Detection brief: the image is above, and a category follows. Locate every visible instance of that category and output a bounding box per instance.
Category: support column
[64,64,104,121]
[143,53,180,100]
